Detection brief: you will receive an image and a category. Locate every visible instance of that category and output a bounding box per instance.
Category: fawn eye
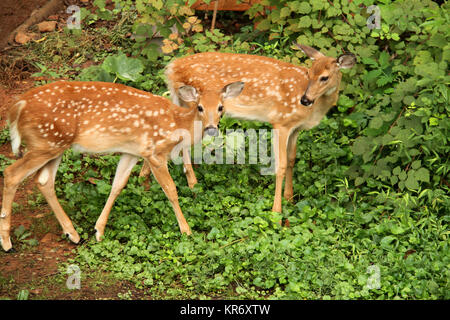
[320,76,329,82]
[197,105,204,112]
[218,105,224,112]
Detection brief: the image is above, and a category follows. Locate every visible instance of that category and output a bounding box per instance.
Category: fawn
[0,80,244,251]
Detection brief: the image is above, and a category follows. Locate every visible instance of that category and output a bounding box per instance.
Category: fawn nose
[204,126,219,136]
[301,95,314,106]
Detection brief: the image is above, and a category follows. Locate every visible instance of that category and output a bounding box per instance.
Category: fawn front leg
[95,154,139,241]
[148,159,192,235]
[182,147,197,189]
[140,148,197,189]
[271,127,289,213]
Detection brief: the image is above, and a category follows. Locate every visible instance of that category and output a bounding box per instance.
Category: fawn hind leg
[284,128,300,202]
[35,155,80,244]
[1,149,63,251]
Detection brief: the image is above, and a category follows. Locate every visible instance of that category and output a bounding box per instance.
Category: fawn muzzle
[300,95,314,107]
[204,126,219,136]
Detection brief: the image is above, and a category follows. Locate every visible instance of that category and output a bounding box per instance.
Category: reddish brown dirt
[0,0,50,49]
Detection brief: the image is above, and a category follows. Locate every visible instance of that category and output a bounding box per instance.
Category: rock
[40,233,58,244]
[15,32,32,44]
[37,21,57,32]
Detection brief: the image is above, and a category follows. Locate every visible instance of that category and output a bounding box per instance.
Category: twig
[219,237,248,249]
[211,0,219,31]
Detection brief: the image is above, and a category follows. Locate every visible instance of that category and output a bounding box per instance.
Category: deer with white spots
[0,80,244,252]
[158,44,356,215]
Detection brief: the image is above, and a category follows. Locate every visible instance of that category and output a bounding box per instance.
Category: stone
[37,21,57,32]
[15,31,31,44]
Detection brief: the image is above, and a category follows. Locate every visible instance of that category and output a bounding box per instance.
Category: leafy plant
[79,52,144,83]
[14,225,39,247]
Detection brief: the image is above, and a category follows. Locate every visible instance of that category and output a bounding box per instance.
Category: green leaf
[415,167,430,182]
[381,235,397,250]
[390,224,405,235]
[429,117,439,126]
[297,2,312,14]
[392,166,401,175]
[14,225,26,238]
[364,69,382,83]
[337,95,354,109]
[298,16,312,28]
[102,53,144,82]
[355,177,365,186]
[405,173,419,190]
[256,18,271,31]
[369,118,383,129]
[280,7,291,18]
[411,160,421,170]
[379,51,390,68]
[351,137,372,156]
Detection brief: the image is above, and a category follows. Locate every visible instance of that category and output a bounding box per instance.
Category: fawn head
[176,81,245,136]
[296,44,356,106]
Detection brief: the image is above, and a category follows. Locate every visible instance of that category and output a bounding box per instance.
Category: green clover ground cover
[55,120,448,299]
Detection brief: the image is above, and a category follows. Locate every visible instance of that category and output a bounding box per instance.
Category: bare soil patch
[0,0,50,49]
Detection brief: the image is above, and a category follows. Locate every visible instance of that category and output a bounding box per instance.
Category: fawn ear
[221,81,245,100]
[295,43,325,60]
[177,85,199,102]
[337,53,357,69]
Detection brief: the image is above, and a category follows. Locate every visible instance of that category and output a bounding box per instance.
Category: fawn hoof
[0,236,12,252]
[284,193,294,202]
[181,227,192,236]
[94,228,104,242]
[65,231,80,244]
[187,180,197,190]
